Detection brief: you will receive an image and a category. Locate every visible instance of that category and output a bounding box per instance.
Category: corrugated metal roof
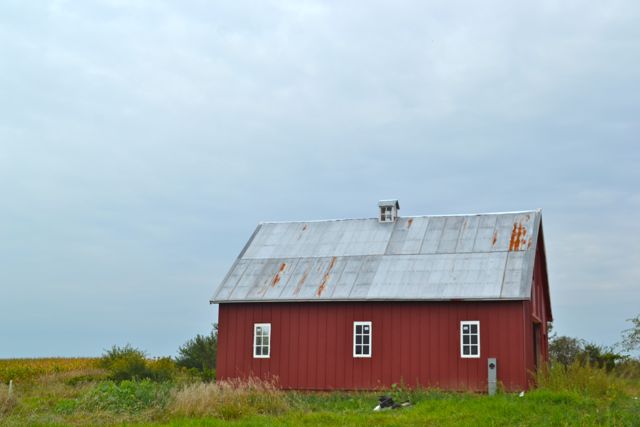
[211,210,542,303]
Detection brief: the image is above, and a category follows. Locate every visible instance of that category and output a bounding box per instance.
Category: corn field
[0,358,99,382]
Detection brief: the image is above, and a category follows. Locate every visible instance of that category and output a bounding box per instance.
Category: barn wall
[217,301,529,391]
[525,231,552,376]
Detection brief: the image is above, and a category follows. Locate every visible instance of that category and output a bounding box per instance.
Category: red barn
[210,201,551,392]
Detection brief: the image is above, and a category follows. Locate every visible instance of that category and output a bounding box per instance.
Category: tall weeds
[0,383,18,416]
[536,361,627,399]
[170,377,289,420]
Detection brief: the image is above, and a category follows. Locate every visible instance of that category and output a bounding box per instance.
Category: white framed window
[380,206,393,222]
[253,323,271,358]
[353,321,372,358]
[460,321,480,358]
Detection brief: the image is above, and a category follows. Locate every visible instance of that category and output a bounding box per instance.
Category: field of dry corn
[0,358,100,383]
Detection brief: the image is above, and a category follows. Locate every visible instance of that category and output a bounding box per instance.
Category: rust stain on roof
[316,257,337,297]
[492,231,498,247]
[297,224,308,240]
[293,268,309,296]
[271,262,287,287]
[509,223,528,251]
[407,218,413,228]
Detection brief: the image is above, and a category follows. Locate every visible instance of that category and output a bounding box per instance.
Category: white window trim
[353,321,372,358]
[253,323,271,359]
[460,320,480,358]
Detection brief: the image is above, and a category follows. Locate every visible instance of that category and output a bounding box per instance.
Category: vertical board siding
[217,300,530,391]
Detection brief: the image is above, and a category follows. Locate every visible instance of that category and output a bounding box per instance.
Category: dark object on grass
[373,395,412,411]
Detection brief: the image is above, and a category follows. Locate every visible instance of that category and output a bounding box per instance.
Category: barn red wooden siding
[524,228,552,375]
[218,300,542,391]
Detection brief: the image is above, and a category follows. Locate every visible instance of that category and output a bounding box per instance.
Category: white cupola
[378,199,399,223]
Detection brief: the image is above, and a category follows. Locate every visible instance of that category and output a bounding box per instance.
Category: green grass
[140,390,640,427]
[1,359,639,426]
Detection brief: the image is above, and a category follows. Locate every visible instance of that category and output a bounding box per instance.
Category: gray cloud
[1,0,638,356]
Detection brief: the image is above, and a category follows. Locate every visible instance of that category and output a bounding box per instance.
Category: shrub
[170,377,288,420]
[549,336,584,367]
[54,398,78,414]
[147,357,177,382]
[621,314,640,353]
[550,336,626,372]
[78,379,172,412]
[99,345,176,382]
[579,343,625,372]
[176,325,217,380]
[100,345,149,382]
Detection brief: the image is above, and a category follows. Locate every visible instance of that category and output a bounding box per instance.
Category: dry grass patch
[0,383,18,416]
[170,377,289,420]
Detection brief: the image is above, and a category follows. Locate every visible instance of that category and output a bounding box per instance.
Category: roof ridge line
[241,249,531,261]
[259,210,541,224]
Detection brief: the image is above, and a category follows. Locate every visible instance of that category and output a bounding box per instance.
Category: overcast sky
[1,0,639,358]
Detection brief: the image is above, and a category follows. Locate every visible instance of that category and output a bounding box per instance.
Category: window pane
[463,335,470,344]
[363,345,370,355]
[463,346,470,355]
[356,325,362,334]
[355,346,362,355]
[256,326,262,335]
[264,325,270,334]
[255,337,262,346]
[463,325,469,333]
[356,335,362,344]
[255,347,262,356]
[470,324,478,334]
[470,346,478,355]
[363,325,369,333]
[262,346,269,356]
[263,337,269,346]
[471,335,478,345]
[363,335,369,345]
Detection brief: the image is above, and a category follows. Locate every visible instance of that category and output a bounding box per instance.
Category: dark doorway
[533,323,541,371]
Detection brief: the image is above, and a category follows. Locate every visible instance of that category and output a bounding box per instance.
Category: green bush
[54,398,78,414]
[549,336,584,366]
[550,335,627,372]
[580,343,625,372]
[147,357,177,382]
[176,325,217,380]
[621,314,640,353]
[100,345,149,381]
[100,345,176,382]
[79,379,171,412]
